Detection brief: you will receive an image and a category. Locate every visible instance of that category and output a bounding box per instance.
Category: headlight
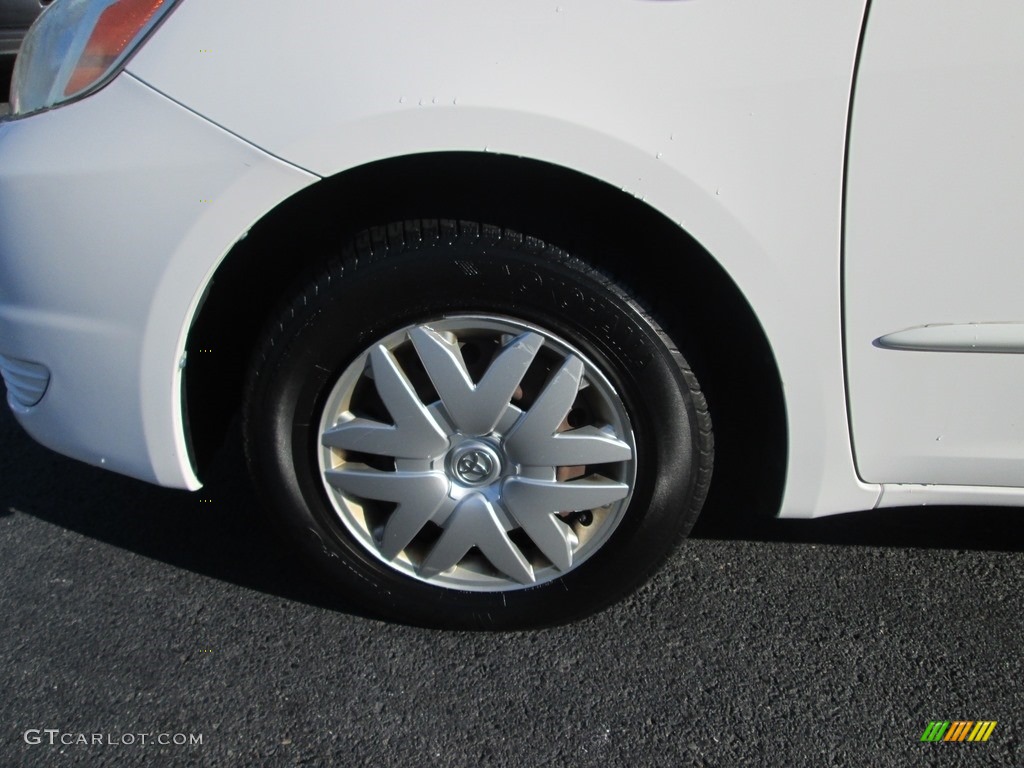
[10,0,180,118]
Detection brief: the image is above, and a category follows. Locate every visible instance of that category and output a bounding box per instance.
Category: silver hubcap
[317,315,636,591]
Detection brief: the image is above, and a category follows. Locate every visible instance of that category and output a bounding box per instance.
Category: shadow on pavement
[0,406,367,616]
[692,482,1024,553]
[4,403,1024,614]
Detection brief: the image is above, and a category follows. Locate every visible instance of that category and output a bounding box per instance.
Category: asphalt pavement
[2,402,1023,767]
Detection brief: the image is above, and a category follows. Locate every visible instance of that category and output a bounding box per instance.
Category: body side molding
[875,323,1024,354]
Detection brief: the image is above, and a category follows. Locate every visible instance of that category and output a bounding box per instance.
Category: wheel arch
[183,151,787,519]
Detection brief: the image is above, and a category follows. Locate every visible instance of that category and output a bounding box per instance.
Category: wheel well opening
[185,152,786,521]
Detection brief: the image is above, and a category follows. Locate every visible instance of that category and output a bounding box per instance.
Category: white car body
[1,0,1022,519]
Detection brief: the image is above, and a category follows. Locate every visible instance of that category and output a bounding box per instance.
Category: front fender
[129,0,879,515]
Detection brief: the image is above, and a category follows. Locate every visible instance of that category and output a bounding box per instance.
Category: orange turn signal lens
[64,0,169,97]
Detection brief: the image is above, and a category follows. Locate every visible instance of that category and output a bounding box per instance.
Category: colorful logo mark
[920,721,997,742]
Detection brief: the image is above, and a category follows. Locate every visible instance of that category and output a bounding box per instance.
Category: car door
[845,1,1024,487]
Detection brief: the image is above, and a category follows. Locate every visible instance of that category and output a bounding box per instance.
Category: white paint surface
[0,75,316,487]
[845,0,1024,486]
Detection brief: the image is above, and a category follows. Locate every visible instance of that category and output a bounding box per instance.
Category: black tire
[243,219,712,629]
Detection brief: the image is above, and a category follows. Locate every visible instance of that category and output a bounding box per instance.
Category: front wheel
[243,220,712,628]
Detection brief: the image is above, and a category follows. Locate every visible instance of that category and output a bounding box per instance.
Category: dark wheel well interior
[185,152,786,521]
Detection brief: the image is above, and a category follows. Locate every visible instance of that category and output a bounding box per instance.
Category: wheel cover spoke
[505,357,632,466]
[503,476,629,570]
[323,467,448,559]
[410,327,543,435]
[321,345,448,459]
[420,493,535,584]
[318,316,636,592]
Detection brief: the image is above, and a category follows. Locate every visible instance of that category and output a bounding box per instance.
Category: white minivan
[2,0,1023,627]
